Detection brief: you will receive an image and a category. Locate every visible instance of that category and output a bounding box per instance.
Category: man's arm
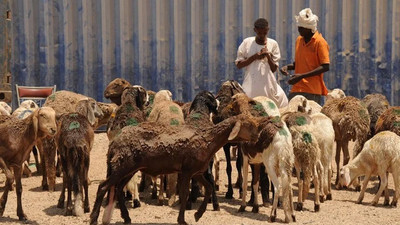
[236,47,268,69]
[280,62,296,75]
[288,64,329,85]
[265,53,278,73]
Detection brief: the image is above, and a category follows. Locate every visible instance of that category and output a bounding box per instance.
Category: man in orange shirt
[280,8,330,105]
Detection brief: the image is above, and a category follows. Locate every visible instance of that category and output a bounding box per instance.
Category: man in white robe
[235,18,288,108]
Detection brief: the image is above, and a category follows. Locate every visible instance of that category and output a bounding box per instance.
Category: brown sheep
[0,107,57,221]
[56,113,94,216]
[212,80,245,199]
[321,96,370,188]
[375,106,400,136]
[93,102,117,130]
[362,93,390,137]
[90,114,260,225]
[103,78,132,105]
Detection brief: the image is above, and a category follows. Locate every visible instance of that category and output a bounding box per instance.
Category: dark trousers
[288,92,322,105]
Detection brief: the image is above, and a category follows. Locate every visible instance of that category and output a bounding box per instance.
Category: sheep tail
[102,185,116,225]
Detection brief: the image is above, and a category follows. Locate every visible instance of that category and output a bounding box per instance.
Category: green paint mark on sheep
[69,113,78,118]
[170,118,180,126]
[125,104,134,113]
[146,108,152,117]
[170,106,180,114]
[148,94,154,105]
[127,118,138,126]
[68,121,80,130]
[296,116,307,126]
[48,94,56,101]
[272,116,281,123]
[302,132,312,143]
[253,103,264,112]
[394,109,400,115]
[190,112,202,120]
[394,121,400,128]
[268,101,276,109]
[279,128,288,136]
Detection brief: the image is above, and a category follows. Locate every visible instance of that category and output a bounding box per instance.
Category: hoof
[384,199,390,206]
[320,195,325,203]
[225,192,233,199]
[133,199,141,208]
[125,191,132,200]
[292,215,296,222]
[65,209,73,216]
[194,212,202,222]
[151,191,157,199]
[355,186,361,192]
[356,200,362,204]
[238,205,246,212]
[371,201,378,206]
[42,184,49,191]
[215,184,220,191]
[270,215,276,222]
[314,204,320,212]
[123,218,131,224]
[391,201,397,207]
[213,203,220,211]
[178,221,188,225]
[57,201,64,209]
[262,202,269,207]
[296,202,303,211]
[18,214,27,221]
[84,206,90,213]
[251,205,259,213]
[247,198,254,206]
[326,193,332,200]
[157,200,164,206]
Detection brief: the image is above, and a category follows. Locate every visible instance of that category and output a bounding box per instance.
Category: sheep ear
[86,102,96,126]
[228,121,241,141]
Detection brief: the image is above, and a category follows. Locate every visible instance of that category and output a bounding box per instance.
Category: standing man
[280,8,330,105]
[235,18,288,108]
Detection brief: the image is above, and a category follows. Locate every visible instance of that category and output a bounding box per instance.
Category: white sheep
[339,131,400,206]
[12,100,39,119]
[326,88,346,102]
[280,95,322,115]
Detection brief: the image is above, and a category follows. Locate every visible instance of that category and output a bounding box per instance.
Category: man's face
[298,26,312,37]
[254,27,269,41]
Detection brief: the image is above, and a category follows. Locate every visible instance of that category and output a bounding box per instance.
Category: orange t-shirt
[291,31,330,95]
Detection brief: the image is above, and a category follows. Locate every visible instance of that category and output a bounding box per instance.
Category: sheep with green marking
[281,111,323,212]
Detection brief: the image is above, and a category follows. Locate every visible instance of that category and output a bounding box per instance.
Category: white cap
[295,8,318,33]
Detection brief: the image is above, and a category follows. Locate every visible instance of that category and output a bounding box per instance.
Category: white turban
[295,8,318,33]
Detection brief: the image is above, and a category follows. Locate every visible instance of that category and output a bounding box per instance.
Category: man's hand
[288,74,303,85]
[256,47,268,60]
[280,65,290,76]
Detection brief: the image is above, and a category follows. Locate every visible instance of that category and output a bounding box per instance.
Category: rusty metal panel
[9,0,400,107]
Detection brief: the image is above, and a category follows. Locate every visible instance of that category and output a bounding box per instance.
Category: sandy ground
[1,132,400,225]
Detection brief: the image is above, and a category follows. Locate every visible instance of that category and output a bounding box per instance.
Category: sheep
[339,131,400,206]
[0,107,57,221]
[362,93,390,137]
[226,93,296,222]
[326,88,346,102]
[310,112,335,201]
[147,90,185,206]
[103,78,132,105]
[106,86,148,208]
[55,99,96,216]
[184,91,220,210]
[280,95,322,115]
[321,96,370,188]
[0,101,12,115]
[213,80,246,199]
[375,106,400,136]
[89,114,260,225]
[282,111,323,212]
[93,102,117,130]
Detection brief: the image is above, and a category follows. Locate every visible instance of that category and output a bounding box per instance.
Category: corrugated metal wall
[10,0,400,106]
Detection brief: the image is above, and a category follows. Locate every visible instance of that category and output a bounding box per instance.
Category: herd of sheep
[0,79,400,225]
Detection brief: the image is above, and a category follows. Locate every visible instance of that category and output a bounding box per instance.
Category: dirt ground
[1,132,400,225]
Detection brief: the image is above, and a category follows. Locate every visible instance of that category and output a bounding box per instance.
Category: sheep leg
[90,178,114,225]
[193,174,212,222]
[223,144,234,199]
[372,172,387,206]
[235,147,243,193]
[66,170,73,216]
[251,164,261,213]
[0,159,13,217]
[158,175,165,205]
[82,159,90,213]
[116,177,132,224]
[131,173,141,208]
[203,159,219,211]
[47,143,57,192]
[295,163,303,211]
[32,145,42,173]
[238,155,249,212]
[177,174,191,225]
[151,176,158,199]
[327,165,333,200]
[391,171,400,207]
[57,170,66,208]
[14,166,27,221]
[356,173,371,204]
[313,165,321,212]
[334,141,342,186]
[37,141,49,190]
[260,164,270,206]
[265,163,279,222]
[214,152,220,191]
[281,168,295,223]
[167,173,178,206]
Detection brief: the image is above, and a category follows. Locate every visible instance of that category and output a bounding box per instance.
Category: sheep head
[123,86,148,110]
[104,78,132,105]
[154,90,173,104]
[75,98,104,126]
[0,101,12,114]
[227,115,259,143]
[338,166,352,188]
[34,107,57,138]
[20,100,39,110]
